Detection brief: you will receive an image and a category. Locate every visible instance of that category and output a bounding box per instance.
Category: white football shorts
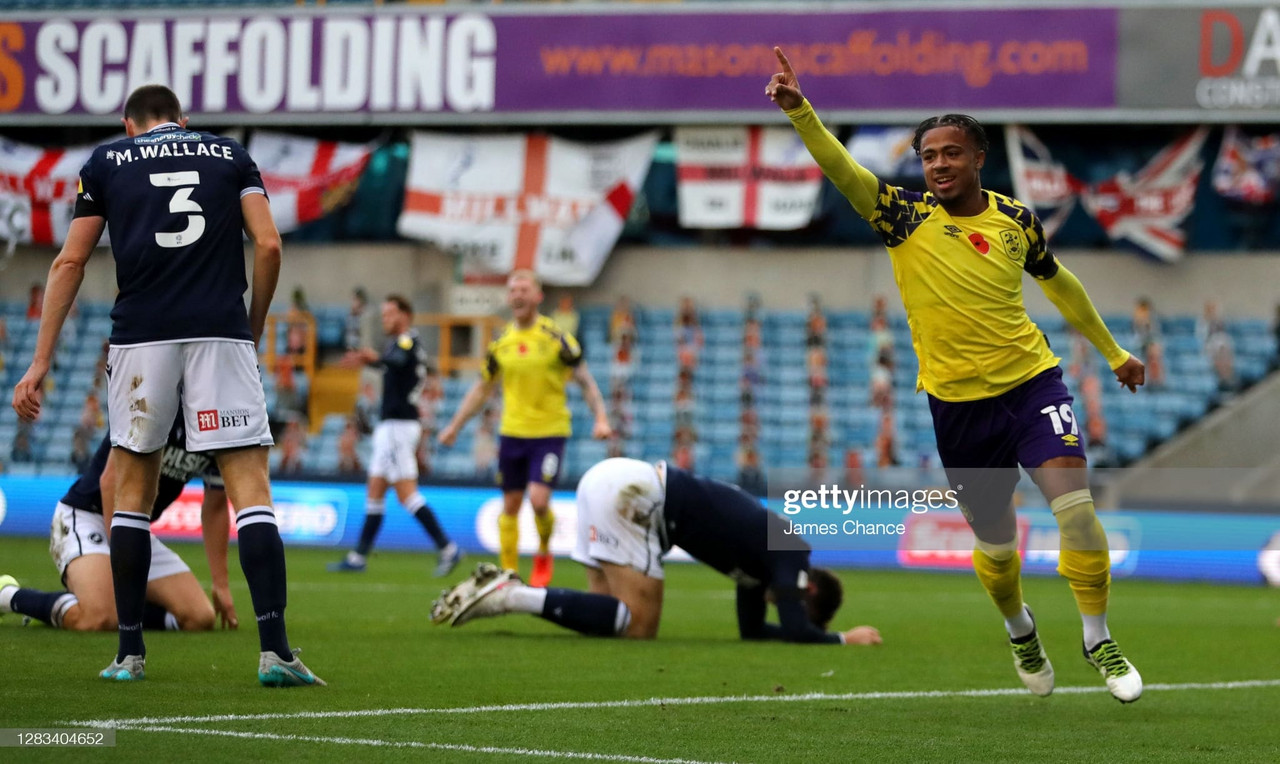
[572,457,667,579]
[107,340,273,453]
[368,419,422,483]
[50,502,190,584]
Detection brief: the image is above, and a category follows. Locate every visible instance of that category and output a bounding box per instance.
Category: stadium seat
[5,463,39,477]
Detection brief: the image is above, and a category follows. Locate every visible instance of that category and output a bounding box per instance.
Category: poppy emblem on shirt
[968,232,990,254]
[518,343,528,355]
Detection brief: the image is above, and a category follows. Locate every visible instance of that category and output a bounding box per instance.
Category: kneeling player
[432,458,881,645]
[0,423,237,632]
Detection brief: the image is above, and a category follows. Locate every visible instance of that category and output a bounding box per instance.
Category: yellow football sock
[972,537,1025,619]
[534,510,555,555]
[1052,489,1111,617]
[498,513,519,571]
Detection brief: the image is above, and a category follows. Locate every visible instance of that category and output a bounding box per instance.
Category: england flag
[675,125,824,230]
[398,130,657,285]
[248,132,375,234]
[0,137,100,251]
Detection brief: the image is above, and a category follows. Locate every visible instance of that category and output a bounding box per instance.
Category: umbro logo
[942,225,963,239]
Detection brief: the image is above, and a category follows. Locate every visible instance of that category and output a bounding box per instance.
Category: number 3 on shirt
[149,171,205,248]
[1039,403,1078,436]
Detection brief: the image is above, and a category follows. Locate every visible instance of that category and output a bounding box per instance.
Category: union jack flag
[1212,126,1280,205]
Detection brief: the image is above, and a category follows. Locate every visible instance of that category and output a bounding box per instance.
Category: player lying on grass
[1,419,237,632]
[768,47,1143,701]
[431,458,882,646]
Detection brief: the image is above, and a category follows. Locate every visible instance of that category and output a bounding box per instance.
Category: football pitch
[1,536,1277,763]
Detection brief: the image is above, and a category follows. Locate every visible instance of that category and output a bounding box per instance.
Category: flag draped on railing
[674,126,824,230]
[0,137,99,251]
[249,133,375,234]
[398,130,658,285]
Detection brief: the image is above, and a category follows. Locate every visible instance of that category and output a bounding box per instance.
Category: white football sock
[1083,613,1111,650]
[1005,605,1036,640]
[505,585,548,615]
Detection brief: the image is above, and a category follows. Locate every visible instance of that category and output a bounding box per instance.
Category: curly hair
[911,114,990,156]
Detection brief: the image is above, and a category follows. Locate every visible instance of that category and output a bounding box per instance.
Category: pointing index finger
[774,46,795,76]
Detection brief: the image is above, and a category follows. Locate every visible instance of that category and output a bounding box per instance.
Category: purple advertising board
[0,7,1117,124]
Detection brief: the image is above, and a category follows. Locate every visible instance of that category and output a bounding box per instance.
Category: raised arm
[767,47,880,219]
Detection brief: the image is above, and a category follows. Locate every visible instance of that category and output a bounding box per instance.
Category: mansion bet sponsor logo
[196,409,252,432]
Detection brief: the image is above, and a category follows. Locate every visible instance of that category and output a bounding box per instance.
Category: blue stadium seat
[1162,316,1197,335]
[1238,356,1269,383]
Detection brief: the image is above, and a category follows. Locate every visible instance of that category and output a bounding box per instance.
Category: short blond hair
[507,269,542,291]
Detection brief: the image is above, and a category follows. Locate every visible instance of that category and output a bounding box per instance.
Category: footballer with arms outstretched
[439,270,612,587]
[432,458,882,646]
[1,419,237,633]
[767,48,1144,700]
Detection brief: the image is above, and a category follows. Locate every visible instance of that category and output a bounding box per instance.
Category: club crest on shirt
[397,333,414,350]
[1000,229,1023,261]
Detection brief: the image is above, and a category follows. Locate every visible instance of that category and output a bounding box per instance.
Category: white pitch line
[122,725,732,764]
[64,679,1280,730]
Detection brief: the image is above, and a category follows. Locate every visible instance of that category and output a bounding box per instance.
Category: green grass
[1,536,1278,763]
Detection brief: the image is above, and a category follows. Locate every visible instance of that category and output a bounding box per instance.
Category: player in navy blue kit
[329,295,460,576]
[432,459,882,646]
[11,85,321,686]
[0,421,237,633]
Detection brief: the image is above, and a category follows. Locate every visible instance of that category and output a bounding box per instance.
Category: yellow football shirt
[484,315,582,437]
[789,101,1066,402]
